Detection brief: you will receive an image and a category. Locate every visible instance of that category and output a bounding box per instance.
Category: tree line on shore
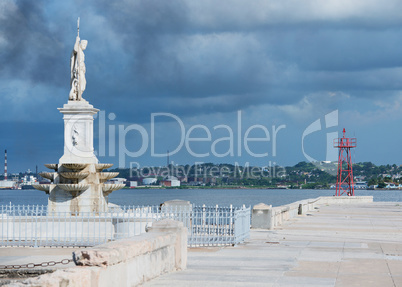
[108,161,401,189]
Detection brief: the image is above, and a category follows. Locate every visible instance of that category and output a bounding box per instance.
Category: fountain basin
[44,164,58,170]
[62,163,88,171]
[103,184,125,195]
[95,163,113,171]
[58,184,89,192]
[99,172,119,180]
[59,172,90,180]
[33,184,51,193]
[39,172,56,180]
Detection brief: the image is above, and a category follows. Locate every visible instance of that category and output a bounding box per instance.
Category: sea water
[1,189,402,208]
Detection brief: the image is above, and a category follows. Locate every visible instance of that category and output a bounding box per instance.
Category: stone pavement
[145,202,402,287]
[0,247,79,269]
[0,246,82,282]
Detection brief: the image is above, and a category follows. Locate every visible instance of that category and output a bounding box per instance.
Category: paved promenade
[146,202,402,287]
[0,247,79,269]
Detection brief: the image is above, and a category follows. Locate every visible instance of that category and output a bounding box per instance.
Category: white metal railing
[160,204,251,246]
[0,204,250,247]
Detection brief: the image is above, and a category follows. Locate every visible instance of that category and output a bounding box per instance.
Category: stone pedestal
[58,100,99,164]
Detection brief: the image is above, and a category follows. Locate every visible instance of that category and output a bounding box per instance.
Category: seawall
[251,196,373,229]
[5,219,187,287]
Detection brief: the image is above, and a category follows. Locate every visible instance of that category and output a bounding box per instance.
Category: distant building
[106,178,127,185]
[354,181,368,189]
[142,178,157,185]
[385,183,398,189]
[188,181,205,186]
[128,181,137,188]
[0,180,16,189]
[162,176,180,187]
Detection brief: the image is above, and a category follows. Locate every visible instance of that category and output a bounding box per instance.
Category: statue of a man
[69,19,87,101]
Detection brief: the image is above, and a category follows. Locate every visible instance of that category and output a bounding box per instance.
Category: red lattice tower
[333,129,356,196]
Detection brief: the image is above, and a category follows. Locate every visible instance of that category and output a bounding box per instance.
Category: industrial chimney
[4,150,7,181]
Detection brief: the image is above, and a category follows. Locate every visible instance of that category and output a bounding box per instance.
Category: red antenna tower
[333,129,356,196]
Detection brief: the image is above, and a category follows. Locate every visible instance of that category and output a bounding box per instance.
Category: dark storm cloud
[2,0,402,122]
[83,0,402,120]
[1,0,402,170]
[0,0,69,86]
[92,0,190,81]
[264,28,402,72]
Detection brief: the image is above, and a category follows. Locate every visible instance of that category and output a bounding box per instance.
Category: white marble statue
[69,18,87,101]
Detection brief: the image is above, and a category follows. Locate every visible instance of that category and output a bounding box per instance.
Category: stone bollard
[161,199,193,229]
[251,203,273,230]
[161,199,192,211]
[147,219,188,270]
[298,204,303,215]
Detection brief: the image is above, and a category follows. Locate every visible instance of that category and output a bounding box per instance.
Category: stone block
[251,203,272,229]
[11,220,187,286]
[147,219,188,270]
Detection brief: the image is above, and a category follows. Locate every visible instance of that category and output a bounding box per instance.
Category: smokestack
[167,150,169,167]
[167,150,170,176]
[4,150,7,181]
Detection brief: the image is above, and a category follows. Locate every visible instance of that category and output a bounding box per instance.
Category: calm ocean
[1,189,402,208]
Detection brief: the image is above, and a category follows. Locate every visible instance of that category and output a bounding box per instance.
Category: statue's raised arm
[69,18,87,101]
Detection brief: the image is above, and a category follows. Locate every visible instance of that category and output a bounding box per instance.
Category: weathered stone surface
[147,219,188,270]
[4,219,188,287]
[251,203,272,229]
[4,268,93,287]
[162,200,191,207]
[73,233,176,267]
[253,203,271,210]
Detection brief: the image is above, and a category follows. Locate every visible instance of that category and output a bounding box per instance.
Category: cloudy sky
[1,0,402,173]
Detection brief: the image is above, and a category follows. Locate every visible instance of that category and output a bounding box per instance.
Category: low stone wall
[251,196,373,230]
[317,196,373,205]
[6,219,187,287]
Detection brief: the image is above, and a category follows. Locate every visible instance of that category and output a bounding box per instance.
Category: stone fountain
[34,20,124,213]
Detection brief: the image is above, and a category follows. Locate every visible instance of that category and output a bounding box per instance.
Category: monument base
[58,100,99,165]
[35,162,123,214]
[47,184,108,213]
[48,163,108,214]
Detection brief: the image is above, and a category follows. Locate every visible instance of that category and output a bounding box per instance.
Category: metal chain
[0,259,72,270]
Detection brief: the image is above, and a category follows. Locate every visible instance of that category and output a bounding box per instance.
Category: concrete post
[147,219,188,270]
[251,203,273,230]
[161,199,193,229]
[161,199,192,210]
